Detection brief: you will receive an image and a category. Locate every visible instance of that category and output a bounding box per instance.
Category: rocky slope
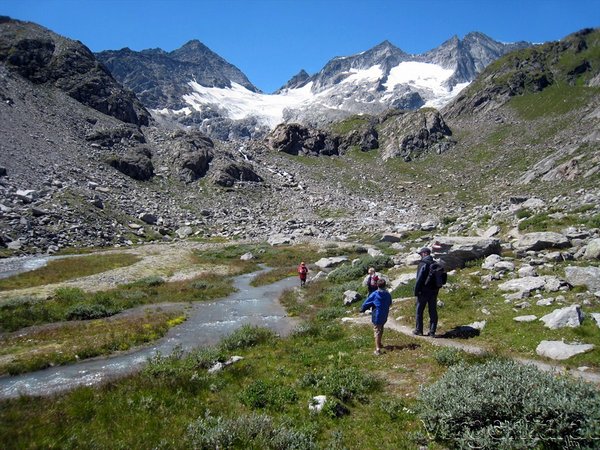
[0,18,598,258]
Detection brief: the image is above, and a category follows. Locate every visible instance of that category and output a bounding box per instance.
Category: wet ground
[0,267,300,399]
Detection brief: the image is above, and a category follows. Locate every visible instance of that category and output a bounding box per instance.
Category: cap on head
[301,262,305,265]
[418,247,431,255]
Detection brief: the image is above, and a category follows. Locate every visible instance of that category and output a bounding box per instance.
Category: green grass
[328,114,373,135]
[392,263,600,369]
[0,273,235,333]
[0,311,185,375]
[0,253,141,291]
[510,84,599,120]
[0,322,445,449]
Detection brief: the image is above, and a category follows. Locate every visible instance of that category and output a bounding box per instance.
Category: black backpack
[425,262,447,288]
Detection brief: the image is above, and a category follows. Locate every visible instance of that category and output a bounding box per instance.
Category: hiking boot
[412,329,423,336]
[374,349,382,355]
[427,331,436,337]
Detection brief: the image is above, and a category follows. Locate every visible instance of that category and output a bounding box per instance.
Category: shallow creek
[0,267,299,399]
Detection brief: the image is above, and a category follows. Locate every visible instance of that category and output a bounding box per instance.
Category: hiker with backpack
[362,267,380,294]
[297,261,308,287]
[413,247,446,337]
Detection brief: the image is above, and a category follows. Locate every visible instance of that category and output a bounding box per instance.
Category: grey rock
[343,290,361,306]
[175,226,193,239]
[240,252,254,261]
[499,276,546,293]
[564,266,600,292]
[138,213,157,225]
[590,312,600,328]
[536,340,594,360]
[583,238,600,259]
[315,256,348,269]
[432,236,502,270]
[518,265,538,277]
[482,254,502,270]
[539,305,584,329]
[514,232,570,252]
[107,147,154,181]
[514,315,537,322]
[267,234,292,246]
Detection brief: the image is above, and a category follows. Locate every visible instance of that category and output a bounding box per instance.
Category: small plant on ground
[186,411,317,449]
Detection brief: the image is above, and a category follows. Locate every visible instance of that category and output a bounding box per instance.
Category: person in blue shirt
[360,278,392,355]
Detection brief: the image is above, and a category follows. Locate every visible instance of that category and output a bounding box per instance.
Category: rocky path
[344,315,600,385]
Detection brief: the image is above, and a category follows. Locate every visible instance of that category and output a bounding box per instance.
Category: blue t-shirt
[360,289,392,325]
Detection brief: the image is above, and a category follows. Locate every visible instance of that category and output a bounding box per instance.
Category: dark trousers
[415,290,438,334]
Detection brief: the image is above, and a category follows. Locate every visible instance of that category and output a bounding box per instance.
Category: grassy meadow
[0,240,599,448]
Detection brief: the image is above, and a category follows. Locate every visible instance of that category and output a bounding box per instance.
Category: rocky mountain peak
[169,39,216,63]
[276,69,311,92]
[0,17,150,126]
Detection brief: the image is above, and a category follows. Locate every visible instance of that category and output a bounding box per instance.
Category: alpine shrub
[301,366,379,403]
[418,359,600,449]
[432,347,465,367]
[65,303,116,320]
[327,255,392,283]
[187,411,316,449]
[219,324,275,351]
[239,380,298,410]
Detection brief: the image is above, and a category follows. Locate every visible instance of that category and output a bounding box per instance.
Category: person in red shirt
[297,261,308,287]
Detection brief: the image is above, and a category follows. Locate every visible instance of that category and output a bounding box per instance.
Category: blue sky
[2,0,598,92]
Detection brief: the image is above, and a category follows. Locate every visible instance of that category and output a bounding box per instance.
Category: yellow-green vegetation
[0,253,141,291]
[0,309,183,375]
[328,114,373,135]
[0,271,236,372]
[510,84,599,120]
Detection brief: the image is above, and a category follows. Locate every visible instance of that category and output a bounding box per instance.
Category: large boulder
[539,305,584,329]
[211,162,263,187]
[431,236,502,270]
[379,109,454,161]
[583,238,600,260]
[107,147,154,181]
[166,131,214,183]
[314,256,348,270]
[267,123,339,156]
[514,232,570,252]
[564,266,600,292]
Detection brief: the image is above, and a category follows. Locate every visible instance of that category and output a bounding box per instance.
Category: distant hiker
[360,278,392,355]
[362,267,380,294]
[413,247,446,337]
[297,261,308,287]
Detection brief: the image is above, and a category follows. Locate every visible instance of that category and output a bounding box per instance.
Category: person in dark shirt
[413,247,440,337]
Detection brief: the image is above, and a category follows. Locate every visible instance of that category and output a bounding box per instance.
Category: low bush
[316,306,347,322]
[327,255,392,283]
[219,325,275,351]
[239,380,298,410]
[418,359,600,449]
[65,303,117,321]
[300,366,379,403]
[186,412,316,449]
[432,347,465,367]
[130,276,165,287]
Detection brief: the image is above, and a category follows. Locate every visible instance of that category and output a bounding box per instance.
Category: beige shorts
[373,324,384,337]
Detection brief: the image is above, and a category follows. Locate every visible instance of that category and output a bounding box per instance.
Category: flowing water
[0,267,300,399]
